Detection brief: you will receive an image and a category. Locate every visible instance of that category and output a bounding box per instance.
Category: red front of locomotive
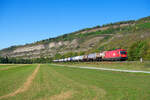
[104,49,127,61]
[119,49,127,58]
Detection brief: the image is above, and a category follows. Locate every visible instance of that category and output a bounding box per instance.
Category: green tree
[128,41,148,61]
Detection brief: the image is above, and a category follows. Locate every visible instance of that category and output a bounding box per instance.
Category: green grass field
[0,63,150,100]
[58,61,150,71]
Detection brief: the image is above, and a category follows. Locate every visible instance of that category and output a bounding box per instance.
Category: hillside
[0,16,150,60]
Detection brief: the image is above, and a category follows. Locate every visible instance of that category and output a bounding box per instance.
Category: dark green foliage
[76,28,118,39]
[136,23,150,29]
[97,47,103,52]
[128,41,148,61]
[32,57,52,63]
[53,51,85,60]
[54,53,62,59]
[78,51,85,55]
[0,56,9,63]
[0,57,52,64]
[61,52,78,58]
[144,49,150,60]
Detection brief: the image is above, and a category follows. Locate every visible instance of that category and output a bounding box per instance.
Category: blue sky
[0,0,150,49]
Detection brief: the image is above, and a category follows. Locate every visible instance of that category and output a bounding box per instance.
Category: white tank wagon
[67,57,71,62]
[54,52,104,62]
[61,59,64,62]
[83,52,104,61]
[74,56,80,61]
[72,56,76,62]
[53,60,57,62]
[87,53,97,61]
[78,56,84,61]
[64,58,68,62]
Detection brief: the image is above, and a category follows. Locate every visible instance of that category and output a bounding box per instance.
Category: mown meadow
[0,64,150,100]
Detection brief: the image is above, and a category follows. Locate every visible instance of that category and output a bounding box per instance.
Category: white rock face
[13,45,45,53]
[63,41,69,45]
[49,42,56,48]
[58,41,63,46]
[70,39,77,45]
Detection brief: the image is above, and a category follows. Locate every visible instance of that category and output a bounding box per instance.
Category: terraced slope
[0,16,150,60]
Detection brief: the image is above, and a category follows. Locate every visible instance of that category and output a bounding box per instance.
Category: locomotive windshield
[120,51,126,54]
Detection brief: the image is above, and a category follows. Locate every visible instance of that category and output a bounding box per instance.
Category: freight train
[53,49,128,62]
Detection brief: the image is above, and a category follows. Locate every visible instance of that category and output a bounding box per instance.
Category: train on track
[53,49,128,62]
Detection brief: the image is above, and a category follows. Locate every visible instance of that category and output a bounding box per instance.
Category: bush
[128,40,148,61]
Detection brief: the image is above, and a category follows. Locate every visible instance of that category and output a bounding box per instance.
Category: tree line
[0,56,52,64]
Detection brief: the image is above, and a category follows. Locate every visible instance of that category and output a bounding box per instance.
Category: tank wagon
[53,49,127,62]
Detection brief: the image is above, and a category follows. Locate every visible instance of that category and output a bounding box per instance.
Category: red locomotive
[103,49,127,61]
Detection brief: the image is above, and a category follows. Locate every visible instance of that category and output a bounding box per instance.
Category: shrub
[128,40,148,61]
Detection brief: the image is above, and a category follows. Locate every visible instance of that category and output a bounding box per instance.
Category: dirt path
[0,64,40,99]
[50,90,74,100]
[91,86,106,100]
